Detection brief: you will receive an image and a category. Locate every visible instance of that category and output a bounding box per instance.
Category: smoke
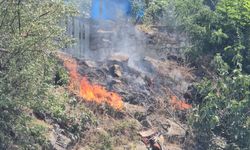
[93,22,147,67]
[66,0,187,75]
[62,0,151,72]
[62,0,193,108]
[81,0,146,70]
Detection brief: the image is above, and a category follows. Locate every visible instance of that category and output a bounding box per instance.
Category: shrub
[190,54,250,149]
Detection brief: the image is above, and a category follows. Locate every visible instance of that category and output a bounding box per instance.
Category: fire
[64,59,123,110]
[64,59,80,91]
[170,96,192,110]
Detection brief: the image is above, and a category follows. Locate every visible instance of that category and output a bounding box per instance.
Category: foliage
[0,0,75,107]
[97,131,113,150]
[86,130,113,150]
[110,119,140,145]
[174,0,250,72]
[33,87,97,136]
[173,0,250,149]
[54,65,70,86]
[143,0,169,24]
[85,118,140,150]
[0,0,76,147]
[174,0,219,59]
[66,0,92,17]
[191,55,250,149]
[0,111,51,149]
[131,0,176,26]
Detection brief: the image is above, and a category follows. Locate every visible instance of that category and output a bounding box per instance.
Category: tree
[66,0,92,17]
[0,0,75,148]
[173,0,250,149]
[191,54,250,149]
[174,0,250,72]
[131,0,171,25]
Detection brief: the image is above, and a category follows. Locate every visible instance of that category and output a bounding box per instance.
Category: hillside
[53,23,194,149]
[1,0,250,149]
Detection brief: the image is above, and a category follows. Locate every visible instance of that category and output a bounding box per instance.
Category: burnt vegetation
[0,0,250,150]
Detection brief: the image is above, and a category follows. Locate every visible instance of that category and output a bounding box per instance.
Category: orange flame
[64,59,123,110]
[170,96,192,110]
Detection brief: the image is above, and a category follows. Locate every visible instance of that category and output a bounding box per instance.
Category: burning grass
[170,96,192,111]
[63,58,123,110]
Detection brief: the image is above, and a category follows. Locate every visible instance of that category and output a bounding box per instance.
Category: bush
[0,1,76,147]
[0,111,51,149]
[174,0,250,71]
[54,65,70,86]
[190,54,250,149]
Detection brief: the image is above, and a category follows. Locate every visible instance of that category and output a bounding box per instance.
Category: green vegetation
[131,0,175,26]
[84,119,140,150]
[133,0,250,149]
[192,57,250,149]
[67,0,91,17]
[1,0,250,149]
[174,0,250,70]
[0,0,77,148]
[171,0,250,149]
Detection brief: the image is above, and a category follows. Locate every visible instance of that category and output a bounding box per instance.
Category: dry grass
[75,116,141,150]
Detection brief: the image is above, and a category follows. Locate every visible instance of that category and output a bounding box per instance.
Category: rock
[108,54,129,64]
[164,119,187,144]
[54,134,72,150]
[50,124,74,150]
[110,64,122,77]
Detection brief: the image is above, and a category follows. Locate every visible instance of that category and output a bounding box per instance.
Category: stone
[49,124,74,150]
[110,64,122,77]
[54,134,72,150]
[108,54,129,64]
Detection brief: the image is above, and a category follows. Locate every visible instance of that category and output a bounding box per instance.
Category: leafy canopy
[0,0,75,148]
[173,0,250,149]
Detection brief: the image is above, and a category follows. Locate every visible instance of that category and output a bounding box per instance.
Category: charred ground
[47,24,196,150]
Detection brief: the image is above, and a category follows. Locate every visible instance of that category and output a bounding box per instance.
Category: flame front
[170,96,192,110]
[64,59,123,110]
